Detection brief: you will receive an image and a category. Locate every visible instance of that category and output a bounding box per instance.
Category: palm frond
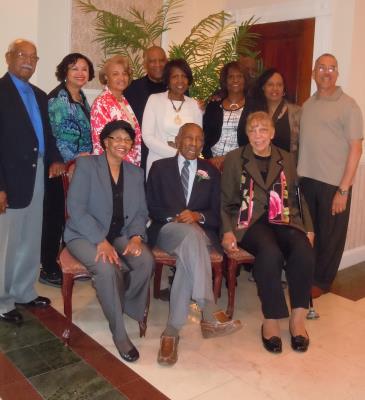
[78,1,261,100]
[235,16,261,56]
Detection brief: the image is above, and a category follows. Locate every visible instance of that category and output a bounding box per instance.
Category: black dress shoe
[290,331,309,352]
[16,296,51,308]
[159,288,170,302]
[39,270,62,288]
[261,325,282,353]
[119,346,139,362]
[0,309,23,323]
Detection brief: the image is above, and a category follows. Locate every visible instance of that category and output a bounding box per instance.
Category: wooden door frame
[230,0,352,95]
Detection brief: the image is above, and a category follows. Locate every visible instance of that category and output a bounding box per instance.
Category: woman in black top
[202,61,253,159]
[252,68,301,159]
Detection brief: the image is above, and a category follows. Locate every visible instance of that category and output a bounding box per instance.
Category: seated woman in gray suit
[64,120,154,362]
[221,111,314,354]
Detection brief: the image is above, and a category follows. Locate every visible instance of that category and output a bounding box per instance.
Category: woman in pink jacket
[91,55,141,166]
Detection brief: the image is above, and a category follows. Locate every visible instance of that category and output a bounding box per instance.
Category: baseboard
[339,245,365,270]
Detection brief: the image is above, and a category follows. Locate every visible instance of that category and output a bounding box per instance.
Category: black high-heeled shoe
[290,330,309,352]
[119,346,140,362]
[261,325,282,354]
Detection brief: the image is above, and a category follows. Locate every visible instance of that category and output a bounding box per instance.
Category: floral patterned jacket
[90,86,141,166]
[48,83,92,162]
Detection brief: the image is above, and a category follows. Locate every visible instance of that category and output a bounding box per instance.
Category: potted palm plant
[78,0,260,101]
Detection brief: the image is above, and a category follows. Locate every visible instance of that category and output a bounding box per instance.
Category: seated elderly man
[147,123,242,366]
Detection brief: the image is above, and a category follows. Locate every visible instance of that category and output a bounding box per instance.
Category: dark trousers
[240,221,314,319]
[41,176,65,275]
[300,177,352,290]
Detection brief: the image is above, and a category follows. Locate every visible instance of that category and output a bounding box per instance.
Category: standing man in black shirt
[124,46,167,170]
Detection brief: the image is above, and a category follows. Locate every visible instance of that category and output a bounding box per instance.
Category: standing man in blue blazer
[0,39,64,324]
[147,123,242,366]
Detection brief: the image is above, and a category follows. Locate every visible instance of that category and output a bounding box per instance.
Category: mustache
[21,64,33,70]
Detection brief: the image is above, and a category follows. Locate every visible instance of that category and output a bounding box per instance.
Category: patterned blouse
[90,86,141,166]
[48,83,92,163]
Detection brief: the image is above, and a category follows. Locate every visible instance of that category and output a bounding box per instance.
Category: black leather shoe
[261,325,282,353]
[290,331,309,352]
[119,346,139,362]
[159,288,170,302]
[16,296,51,308]
[39,270,62,288]
[0,309,23,323]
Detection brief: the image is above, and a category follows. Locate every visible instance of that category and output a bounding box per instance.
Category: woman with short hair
[221,111,314,354]
[40,52,94,287]
[142,58,202,175]
[65,120,154,362]
[91,55,141,165]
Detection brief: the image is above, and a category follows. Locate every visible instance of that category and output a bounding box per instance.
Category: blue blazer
[64,154,148,245]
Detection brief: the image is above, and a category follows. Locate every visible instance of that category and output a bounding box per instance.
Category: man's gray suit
[64,154,154,350]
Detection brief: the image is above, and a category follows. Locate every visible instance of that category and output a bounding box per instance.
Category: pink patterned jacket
[91,87,141,166]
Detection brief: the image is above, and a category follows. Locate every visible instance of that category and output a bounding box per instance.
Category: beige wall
[0,0,39,80]
[0,0,71,92]
[71,0,162,90]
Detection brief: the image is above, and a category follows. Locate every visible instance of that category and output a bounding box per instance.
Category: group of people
[0,38,363,367]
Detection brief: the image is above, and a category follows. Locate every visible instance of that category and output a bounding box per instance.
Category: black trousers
[300,177,352,290]
[240,220,314,319]
[41,176,65,275]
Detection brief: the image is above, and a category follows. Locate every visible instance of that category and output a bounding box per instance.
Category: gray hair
[314,53,338,68]
[7,38,36,53]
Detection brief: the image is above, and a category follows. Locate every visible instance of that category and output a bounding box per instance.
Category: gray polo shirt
[298,86,363,186]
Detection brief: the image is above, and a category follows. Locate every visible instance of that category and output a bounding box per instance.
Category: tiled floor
[1,263,365,400]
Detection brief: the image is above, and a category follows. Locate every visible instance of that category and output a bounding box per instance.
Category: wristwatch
[337,188,349,196]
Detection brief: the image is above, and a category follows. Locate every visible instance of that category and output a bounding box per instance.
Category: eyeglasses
[107,136,133,144]
[317,64,337,73]
[12,51,39,63]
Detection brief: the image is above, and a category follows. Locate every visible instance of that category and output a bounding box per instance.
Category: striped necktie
[181,160,190,201]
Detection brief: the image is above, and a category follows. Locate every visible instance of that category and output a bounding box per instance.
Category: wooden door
[250,18,315,105]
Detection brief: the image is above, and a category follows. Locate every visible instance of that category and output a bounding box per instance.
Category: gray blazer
[64,154,148,245]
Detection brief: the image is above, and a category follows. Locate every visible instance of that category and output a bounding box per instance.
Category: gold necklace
[170,98,185,125]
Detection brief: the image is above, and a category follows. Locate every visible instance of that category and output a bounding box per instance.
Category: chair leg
[61,272,75,345]
[139,286,150,337]
[226,258,239,319]
[211,262,223,303]
[153,262,163,299]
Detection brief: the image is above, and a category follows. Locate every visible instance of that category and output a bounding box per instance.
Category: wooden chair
[152,246,224,302]
[225,249,255,318]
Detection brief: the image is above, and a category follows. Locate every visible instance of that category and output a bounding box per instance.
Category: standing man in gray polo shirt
[298,53,363,298]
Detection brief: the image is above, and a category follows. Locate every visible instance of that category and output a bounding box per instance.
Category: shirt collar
[178,153,197,170]
[314,86,343,101]
[9,72,32,93]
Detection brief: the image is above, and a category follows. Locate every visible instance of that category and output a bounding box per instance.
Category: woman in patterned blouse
[91,56,141,166]
[40,53,94,287]
[202,61,253,160]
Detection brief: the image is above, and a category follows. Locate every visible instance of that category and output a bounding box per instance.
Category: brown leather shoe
[157,335,179,366]
[200,310,242,339]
